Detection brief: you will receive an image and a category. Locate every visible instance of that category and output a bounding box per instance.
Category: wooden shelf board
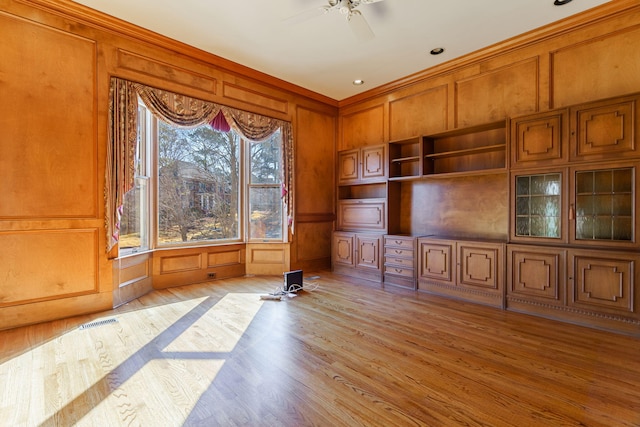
[425,144,505,159]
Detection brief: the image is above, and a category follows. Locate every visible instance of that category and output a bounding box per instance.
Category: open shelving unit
[388,137,423,180]
[423,121,507,176]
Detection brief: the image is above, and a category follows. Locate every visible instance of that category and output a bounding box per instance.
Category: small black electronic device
[284,270,303,292]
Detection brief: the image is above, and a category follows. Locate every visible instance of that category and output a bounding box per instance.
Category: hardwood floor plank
[1,271,639,426]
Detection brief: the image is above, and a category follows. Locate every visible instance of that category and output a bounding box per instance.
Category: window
[248,132,283,241]
[119,106,285,253]
[157,121,241,245]
[118,103,151,254]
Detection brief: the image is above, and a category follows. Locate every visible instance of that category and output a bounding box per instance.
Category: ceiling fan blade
[348,10,374,41]
[282,5,329,25]
[360,0,385,4]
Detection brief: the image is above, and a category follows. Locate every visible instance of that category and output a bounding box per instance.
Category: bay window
[116,96,287,253]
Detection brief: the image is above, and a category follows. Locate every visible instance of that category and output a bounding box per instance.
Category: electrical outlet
[207,272,216,278]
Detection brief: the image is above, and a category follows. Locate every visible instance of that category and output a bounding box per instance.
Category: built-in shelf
[388,137,422,180]
[424,143,505,159]
[423,121,507,176]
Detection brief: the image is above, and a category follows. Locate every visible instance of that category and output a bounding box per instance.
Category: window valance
[105,77,294,253]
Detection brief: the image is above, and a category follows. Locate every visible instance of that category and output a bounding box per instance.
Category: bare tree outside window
[249,132,283,240]
[157,122,240,244]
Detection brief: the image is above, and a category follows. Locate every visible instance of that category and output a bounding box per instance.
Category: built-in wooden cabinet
[334,145,387,282]
[506,93,640,334]
[417,237,505,308]
[338,144,386,184]
[511,162,640,248]
[569,94,640,162]
[383,235,417,289]
[510,109,569,168]
[511,168,568,245]
[334,92,640,336]
[507,244,566,308]
[332,231,382,282]
[569,162,638,248]
[507,244,640,335]
[337,198,386,231]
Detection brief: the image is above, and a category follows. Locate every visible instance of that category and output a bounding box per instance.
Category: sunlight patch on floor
[0,294,266,426]
[164,293,265,353]
[78,359,225,427]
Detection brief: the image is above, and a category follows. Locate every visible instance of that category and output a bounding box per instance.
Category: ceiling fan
[285,0,385,41]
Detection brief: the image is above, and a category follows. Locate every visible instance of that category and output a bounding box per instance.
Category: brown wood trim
[117,49,217,94]
[222,82,289,115]
[296,213,336,223]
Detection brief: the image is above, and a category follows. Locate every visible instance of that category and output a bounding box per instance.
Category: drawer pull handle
[395,268,402,273]
[395,250,402,254]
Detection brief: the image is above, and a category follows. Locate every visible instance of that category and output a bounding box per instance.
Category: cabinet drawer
[384,256,414,268]
[384,265,414,278]
[384,247,414,258]
[384,236,414,248]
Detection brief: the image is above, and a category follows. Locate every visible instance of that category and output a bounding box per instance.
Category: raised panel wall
[456,58,539,127]
[0,13,98,219]
[0,229,98,307]
[341,105,384,150]
[552,26,640,108]
[389,85,448,141]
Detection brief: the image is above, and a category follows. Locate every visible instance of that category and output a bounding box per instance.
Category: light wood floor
[1,272,639,426]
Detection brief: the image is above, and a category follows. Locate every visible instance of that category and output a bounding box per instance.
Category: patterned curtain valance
[105,77,295,254]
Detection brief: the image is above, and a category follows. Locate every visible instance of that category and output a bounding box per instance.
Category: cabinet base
[332,264,382,283]
[418,280,504,309]
[506,297,640,337]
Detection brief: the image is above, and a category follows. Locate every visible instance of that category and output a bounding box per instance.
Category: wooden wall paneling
[388,85,449,141]
[152,245,246,289]
[293,221,333,270]
[404,175,509,240]
[292,106,336,271]
[455,58,539,128]
[0,229,99,307]
[552,25,640,108]
[0,12,98,219]
[112,252,152,308]
[295,107,336,215]
[222,82,289,115]
[117,49,217,96]
[245,243,290,275]
[340,104,385,150]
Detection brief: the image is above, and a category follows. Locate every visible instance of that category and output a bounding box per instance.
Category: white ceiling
[72,0,611,101]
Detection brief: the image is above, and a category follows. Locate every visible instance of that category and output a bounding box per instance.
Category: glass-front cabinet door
[571,163,638,248]
[511,168,568,244]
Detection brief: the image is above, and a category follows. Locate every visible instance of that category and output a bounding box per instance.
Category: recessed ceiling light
[553,0,573,5]
[430,47,445,55]
[353,79,365,86]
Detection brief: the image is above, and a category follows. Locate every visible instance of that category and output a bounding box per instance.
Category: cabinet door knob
[569,204,575,220]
